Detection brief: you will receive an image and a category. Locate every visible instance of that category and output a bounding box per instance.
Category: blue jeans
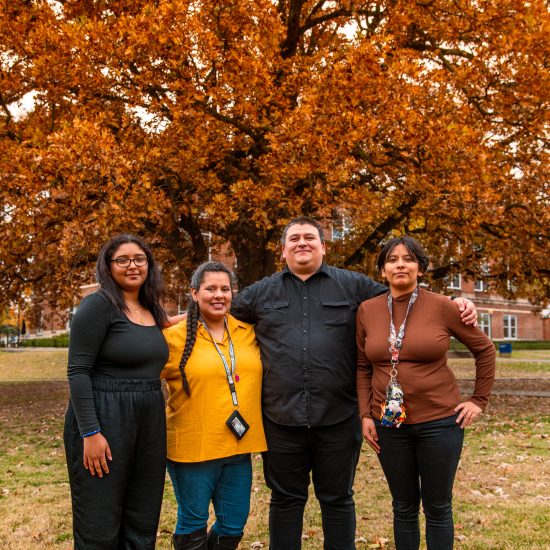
[167,453,252,536]
[375,414,464,550]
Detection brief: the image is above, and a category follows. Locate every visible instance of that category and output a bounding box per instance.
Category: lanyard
[387,287,418,382]
[200,317,238,407]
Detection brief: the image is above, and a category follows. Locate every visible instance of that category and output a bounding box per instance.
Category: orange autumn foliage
[0,0,548,311]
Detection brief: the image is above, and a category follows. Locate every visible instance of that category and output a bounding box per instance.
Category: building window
[474,280,486,292]
[201,231,212,261]
[447,274,461,290]
[475,263,490,292]
[478,313,491,338]
[331,214,351,241]
[503,315,517,339]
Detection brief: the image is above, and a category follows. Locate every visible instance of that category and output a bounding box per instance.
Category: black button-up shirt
[231,264,387,427]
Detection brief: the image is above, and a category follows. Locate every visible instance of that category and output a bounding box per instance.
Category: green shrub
[450,339,550,350]
[498,340,550,350]
[20,334,69,348]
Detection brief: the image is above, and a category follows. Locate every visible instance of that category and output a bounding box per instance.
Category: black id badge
[226,410,250,440]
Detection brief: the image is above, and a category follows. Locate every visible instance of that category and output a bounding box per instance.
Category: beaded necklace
[379,286,419,428]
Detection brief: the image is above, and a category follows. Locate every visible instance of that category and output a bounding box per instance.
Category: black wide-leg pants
[64,377,167,550]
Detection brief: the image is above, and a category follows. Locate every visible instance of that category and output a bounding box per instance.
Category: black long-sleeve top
[231,264,387,427]
[67,292,169,436]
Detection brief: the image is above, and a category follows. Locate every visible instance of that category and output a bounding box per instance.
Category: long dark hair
[95,233,168,328]
[177,261,235,395]
[376,236,430,274]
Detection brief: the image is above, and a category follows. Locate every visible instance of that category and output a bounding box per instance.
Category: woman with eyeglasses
[63,234,169,549]
[162,261,266,550]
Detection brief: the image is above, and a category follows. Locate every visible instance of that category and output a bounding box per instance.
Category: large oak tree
[1,0,548,316]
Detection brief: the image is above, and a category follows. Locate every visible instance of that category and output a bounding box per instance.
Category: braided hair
[177,261,236,395]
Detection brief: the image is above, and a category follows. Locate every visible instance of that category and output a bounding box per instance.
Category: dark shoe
[206,529,242,550]
[173,527,208,550]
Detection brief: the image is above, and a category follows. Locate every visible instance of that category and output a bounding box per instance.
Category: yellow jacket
[162,314,267,462]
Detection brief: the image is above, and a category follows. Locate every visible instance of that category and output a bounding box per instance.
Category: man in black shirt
[231,217,475,550]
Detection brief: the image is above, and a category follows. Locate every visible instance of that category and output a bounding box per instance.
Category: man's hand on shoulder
[452,297,477,326]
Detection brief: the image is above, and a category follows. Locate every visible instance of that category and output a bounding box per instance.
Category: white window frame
[503,314,517,340]
[478,313,492,338]
[474,280,486,292]
[201,231,212,261]
[475,263,490,292]
[447,274,462,290]
[331,214,351,241]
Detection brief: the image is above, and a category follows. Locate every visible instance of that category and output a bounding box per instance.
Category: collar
[197,313,247,337]
[282,262,330,280]
[226,313,248,331]
[392,287,421,303]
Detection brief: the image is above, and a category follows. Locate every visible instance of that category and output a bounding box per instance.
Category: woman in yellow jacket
[162,261,266,550]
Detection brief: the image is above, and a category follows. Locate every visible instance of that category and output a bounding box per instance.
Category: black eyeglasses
[110,256,148,268]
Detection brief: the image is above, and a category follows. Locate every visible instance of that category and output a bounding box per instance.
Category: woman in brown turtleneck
[356,236,495,550]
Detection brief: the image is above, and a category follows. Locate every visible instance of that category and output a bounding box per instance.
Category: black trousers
[262,414,363,550]
[375,414,464,550]
[64,377,167,550]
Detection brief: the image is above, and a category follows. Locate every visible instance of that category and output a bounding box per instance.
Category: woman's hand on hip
[362,416,380,453]
[83,432,112,477]
[455,401,482,429]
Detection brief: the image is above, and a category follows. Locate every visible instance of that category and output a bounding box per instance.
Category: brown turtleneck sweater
[356,288,496,424]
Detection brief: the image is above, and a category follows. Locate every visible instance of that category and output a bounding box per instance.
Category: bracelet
[81,428,101,438]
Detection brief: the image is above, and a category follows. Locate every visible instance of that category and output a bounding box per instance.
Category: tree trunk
[230,224,278,289]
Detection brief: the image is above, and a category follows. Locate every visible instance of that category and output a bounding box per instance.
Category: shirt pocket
[321,300,350,326]
[262,301,289,324]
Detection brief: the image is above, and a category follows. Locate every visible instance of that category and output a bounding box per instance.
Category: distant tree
[0,305,18,345]
[0,0,548,310]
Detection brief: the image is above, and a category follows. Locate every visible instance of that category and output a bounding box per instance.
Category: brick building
[444,274,548,341]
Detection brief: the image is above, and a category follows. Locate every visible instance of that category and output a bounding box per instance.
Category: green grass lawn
[0,349,549,549]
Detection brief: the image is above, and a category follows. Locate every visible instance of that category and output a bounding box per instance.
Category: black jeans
[262,414,363,550]
[375,414,464,550]
[64,377,167,550]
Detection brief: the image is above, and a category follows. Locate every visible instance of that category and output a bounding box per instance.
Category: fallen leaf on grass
[515,455,528,462]
[366,537,390,548]
[494,487,509,498]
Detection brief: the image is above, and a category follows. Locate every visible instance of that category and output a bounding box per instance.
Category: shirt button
[303,347,307,351]
[303,313,307,316]
[303,296,308,300]
[303,330,306,333]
